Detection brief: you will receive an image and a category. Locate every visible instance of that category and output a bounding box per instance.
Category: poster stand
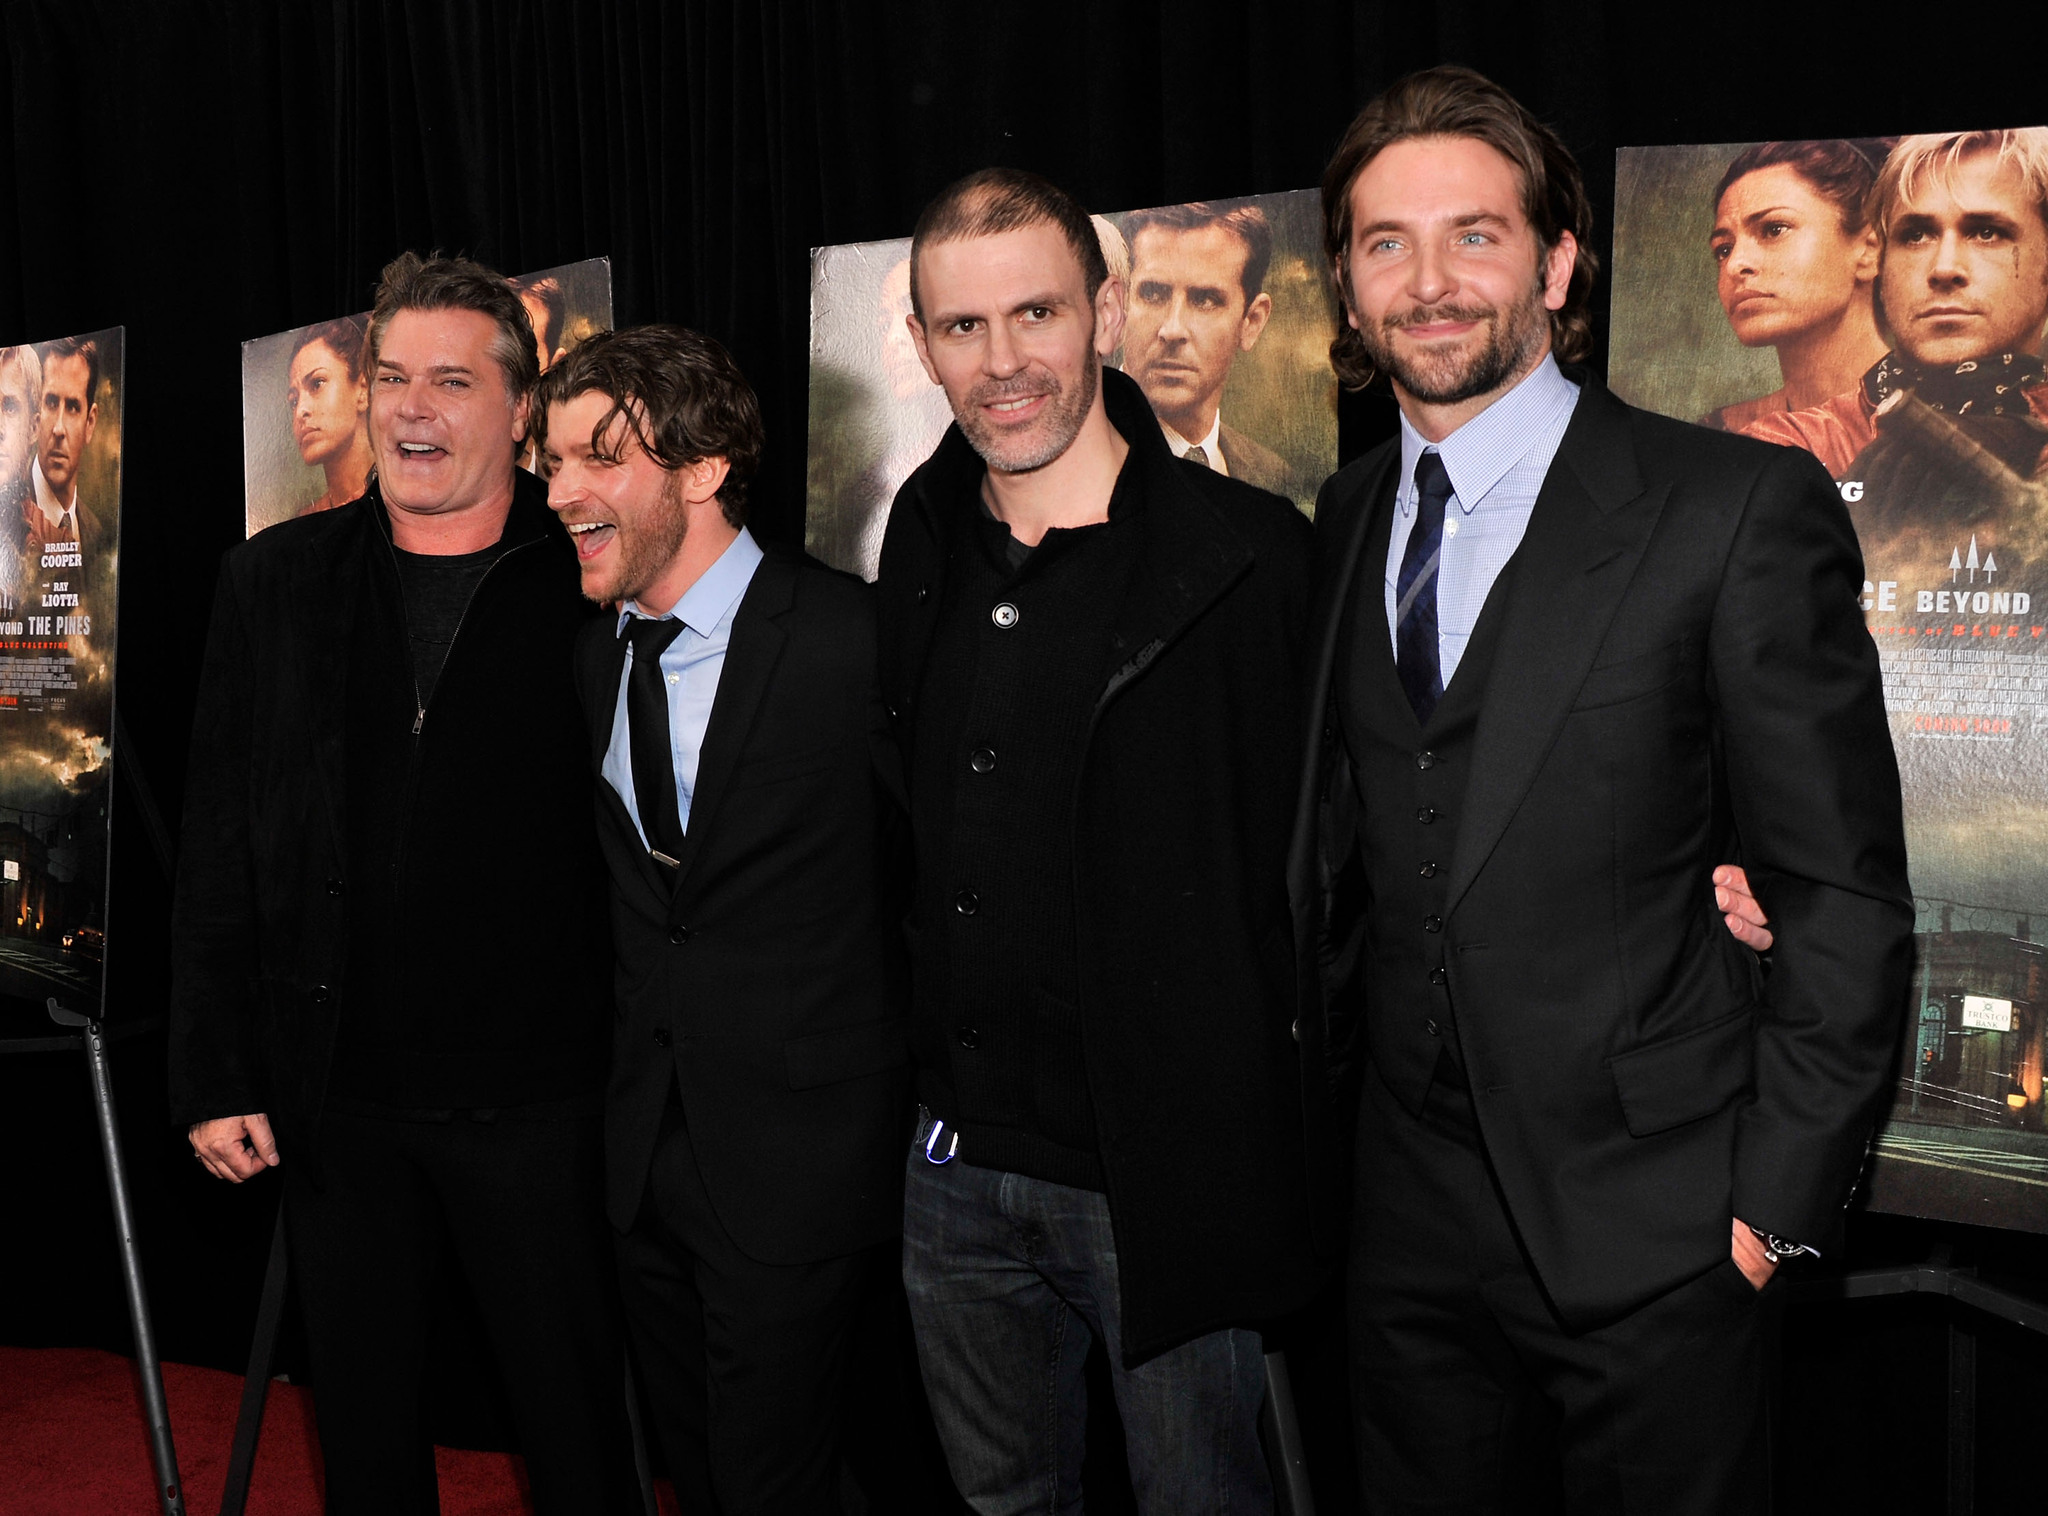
[1781,1246,2048,1516]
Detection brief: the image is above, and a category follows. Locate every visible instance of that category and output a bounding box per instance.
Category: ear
[1542,231,1578,313]
[678,454,733,506]
[1094,275,1127,360]
[907,313,943,387]
[1336,258,1361,332]
[81,402,98,445]
[1851,224,1881,286]
[1239,290,1273,351]
[509,390,531,445]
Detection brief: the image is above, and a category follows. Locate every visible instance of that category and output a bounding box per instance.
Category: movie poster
[1611,130,2048,1232]
[0,327,123,1021]
[241,258,614,538]
[806,190,1339,578]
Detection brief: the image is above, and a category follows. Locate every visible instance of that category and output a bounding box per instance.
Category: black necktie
[1396,451,1451,725]
[624,616,688,863]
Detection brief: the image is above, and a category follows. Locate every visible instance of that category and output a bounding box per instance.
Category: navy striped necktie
[1396,451,1452,725]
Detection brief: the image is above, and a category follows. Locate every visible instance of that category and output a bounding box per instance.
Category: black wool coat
[876,368,1328,1362]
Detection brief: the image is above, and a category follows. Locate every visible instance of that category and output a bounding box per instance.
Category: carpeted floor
[0,1346,677,1514]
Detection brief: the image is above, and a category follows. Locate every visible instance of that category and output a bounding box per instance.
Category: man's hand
[1731,1217,1778,1290]
[1713,864,1773,953]
[190,1114,280,1183]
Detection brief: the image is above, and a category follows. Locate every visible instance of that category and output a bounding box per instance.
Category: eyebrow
[929,292,1071,325]
[1356,211,1512,237]
[376,360,479,376]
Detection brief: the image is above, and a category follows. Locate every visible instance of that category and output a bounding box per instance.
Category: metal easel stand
[1260,1349,1317,1516]
[1779,1246,2048,1516]
[44,997,187,1516]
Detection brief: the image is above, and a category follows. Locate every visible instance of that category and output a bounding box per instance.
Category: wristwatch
[1748,1225,1814,1261]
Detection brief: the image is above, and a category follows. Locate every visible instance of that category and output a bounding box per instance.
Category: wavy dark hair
[1712,139,1892,235]
[289,314,369,382]
[530,323,764,528]
[367,251,540,405]
[1123,200,1275,303]
[1320,66,1597,391]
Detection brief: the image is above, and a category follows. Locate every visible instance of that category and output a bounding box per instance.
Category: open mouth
[565,520,616,559]
[395,441,447,462]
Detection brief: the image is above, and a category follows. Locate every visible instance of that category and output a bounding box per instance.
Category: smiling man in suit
[535,324,911,1514]
[1295,68,1914,1511]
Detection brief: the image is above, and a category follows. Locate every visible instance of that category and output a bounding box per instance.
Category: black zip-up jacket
[169,472,612,1181]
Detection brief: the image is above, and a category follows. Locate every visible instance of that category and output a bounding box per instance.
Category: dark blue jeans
[902,1143,1272,1515]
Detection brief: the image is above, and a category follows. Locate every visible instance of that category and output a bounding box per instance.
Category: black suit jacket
[1290,375,1914,1327]
[576,548,913,1265]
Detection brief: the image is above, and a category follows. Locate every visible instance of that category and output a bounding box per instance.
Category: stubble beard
[589,471,690,608]
[1362,269,1553,407]
[956,355,1099,475]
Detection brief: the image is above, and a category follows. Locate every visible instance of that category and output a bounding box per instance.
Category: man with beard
[27,336,105,622]
[0,344,38,611]
[536,325,912,1513]
[171,253,638,1512]
[876,167,1318,1512]
[1744,131,2048,578]
[1298,67,1911,1509]
[1121,200,1293,495]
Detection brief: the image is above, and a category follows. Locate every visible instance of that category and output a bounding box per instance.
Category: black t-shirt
[391,538,509,708]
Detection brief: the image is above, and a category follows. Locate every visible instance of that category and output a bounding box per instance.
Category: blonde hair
[1872,128,2048,238]
[0,344,40,405]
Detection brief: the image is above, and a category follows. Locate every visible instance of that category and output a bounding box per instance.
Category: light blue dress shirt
[1384,354,1580,687]
[603,528,765,844]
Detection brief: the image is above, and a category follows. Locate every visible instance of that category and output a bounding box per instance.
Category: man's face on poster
[1123,223,1271,441]
[37,352,97,497]
[1881,151,2048,368]
[0,357,34,486]
[908,221,1124,475]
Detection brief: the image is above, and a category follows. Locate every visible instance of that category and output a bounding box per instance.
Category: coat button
[955,889,979,916]
[1426,1019,1441,1037]
[670,926,691,945]
[653,1028,672,1049]
[311,984,333,1004]
[1429,967,1448,986]
[1415,806,1436,825]
[887,704,900,721]
[1416,751,1437,770]
[1423,915,1442,933]
[969,747,996,774]
[916,584,931,604]
[956,1025,981,1050]
[1291,1018,1301,1043]
[326,878,346,897]
[1419,860,1438,877]
[991,602,1020,629]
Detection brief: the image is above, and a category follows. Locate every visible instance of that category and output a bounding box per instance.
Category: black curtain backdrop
[5,3,2048,1510]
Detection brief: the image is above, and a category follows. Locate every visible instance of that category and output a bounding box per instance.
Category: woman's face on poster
[288,337,366,467]
[1710,163,1873,348]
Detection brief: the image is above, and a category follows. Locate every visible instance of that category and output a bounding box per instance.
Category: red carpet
[0,1346,680,1514]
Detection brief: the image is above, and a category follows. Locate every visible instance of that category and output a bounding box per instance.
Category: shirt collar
[31,458,70,531]
[615,527,764,639]
[1396,353,1578,515]
[1159,409,1225,463]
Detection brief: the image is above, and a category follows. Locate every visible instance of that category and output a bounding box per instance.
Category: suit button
[653,1028,672,1049]
[1419,860,1438,878]
[991,602,1020,629]
[1415,751,1437,770]
[956,1025,981,1050]
[311,984,333,1004]
[1426,1019,1441,1037]
[669,926,691,945]
[326,878,345,897]
[1415,806,1436,825]
[1429,967,1448,986]
[886,704,900,721]
[1423,915,1442,933]
[969,747,996,774]
[955,889,979,916]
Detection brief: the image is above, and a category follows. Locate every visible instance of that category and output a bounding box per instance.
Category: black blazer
[1290,375,1915,1328]
[576,548,913,1265]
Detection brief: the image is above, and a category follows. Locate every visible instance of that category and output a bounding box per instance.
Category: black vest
[1335,484,1518,1110]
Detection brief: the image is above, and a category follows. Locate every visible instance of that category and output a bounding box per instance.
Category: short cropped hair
[290,314,369,383]
[1320,65,1598,390]
[1123,200,1274,305]
[37,335,100,408]
[530,324,765,528]
[909,167,1109,322]
[367,251,540,403]
[1871,129,2048,243]
[1713,139,1891,236]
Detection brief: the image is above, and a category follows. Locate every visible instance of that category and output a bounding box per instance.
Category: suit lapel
[667,554,795,911]
[576,620,672,901]
[1444,385,1668,919]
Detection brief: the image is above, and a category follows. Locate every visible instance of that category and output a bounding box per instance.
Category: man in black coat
[877,167,1320,1513]
[537,325,912,1513]
[171,254,637,1513]
[1294,69,1914,1510]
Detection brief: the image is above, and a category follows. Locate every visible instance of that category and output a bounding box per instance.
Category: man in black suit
[1294,68,1914,1511]
[534,325,912,1513]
